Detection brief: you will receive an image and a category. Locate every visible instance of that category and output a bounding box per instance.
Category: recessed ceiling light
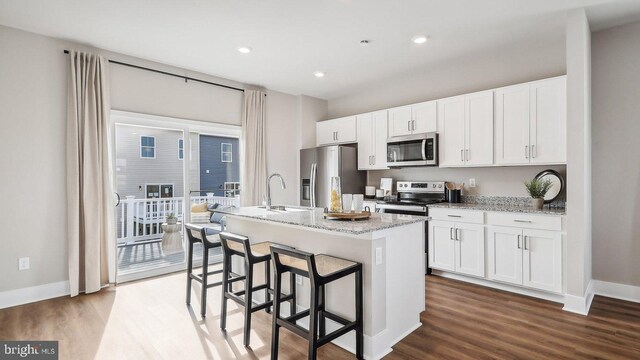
[237,46,252,54]
[360,40,370,46]
[412,35,429,44]
[314,71,326,78]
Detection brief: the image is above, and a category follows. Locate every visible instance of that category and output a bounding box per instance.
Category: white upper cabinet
[356,110,388,170]
[529,77,567,164]
[495,83,530,165]
[388,101,437,138]
[438,91,493,167]
[438,95,466,167]
[388,105,412,137]
[412,101,437,134]
[465,91,494,166]
[316,116,357,146]
[495,76,566,165]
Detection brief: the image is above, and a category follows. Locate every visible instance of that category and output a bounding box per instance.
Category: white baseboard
[0,281,70,309]
[562,280,594,316]
[593,280,640,303]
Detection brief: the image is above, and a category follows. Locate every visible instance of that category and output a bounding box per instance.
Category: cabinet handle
[465,149,469,161]
[514,220,532,223]
[517,234,521,249]
[412,120,416,131]
[450,228,454,240]
[372,155,375,164]
[461,149,464,162]
[408,121,411,132]
[335,131,338,141]
[456,228,461,241]
[447,214,462,218]
[525,145,529,159]
[532,144,536,158]
[524,236,528,250]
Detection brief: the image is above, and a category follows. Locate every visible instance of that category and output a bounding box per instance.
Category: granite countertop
[427,202,566,215]
[212,206,428,235]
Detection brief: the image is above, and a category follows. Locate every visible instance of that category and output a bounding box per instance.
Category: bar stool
[218,232,296,347]
[185,223,226,318]
[270,245,363,360]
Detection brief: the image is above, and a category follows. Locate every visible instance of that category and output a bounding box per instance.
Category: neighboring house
[199,135,240,197]
[114,125,239,200]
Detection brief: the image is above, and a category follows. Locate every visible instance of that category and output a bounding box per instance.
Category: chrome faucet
[266,173,286,210]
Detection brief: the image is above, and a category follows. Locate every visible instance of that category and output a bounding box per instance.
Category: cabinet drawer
[429,208,484,224]
[486,212,561,231]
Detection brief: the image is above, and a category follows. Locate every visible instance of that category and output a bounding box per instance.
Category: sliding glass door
[111,111,241,283]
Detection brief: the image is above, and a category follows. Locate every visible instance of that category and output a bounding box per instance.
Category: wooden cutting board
[323,210,371,221]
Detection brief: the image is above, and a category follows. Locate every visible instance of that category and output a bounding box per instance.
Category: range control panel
[396,181,446,193]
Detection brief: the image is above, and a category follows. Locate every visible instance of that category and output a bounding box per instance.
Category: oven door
[387,132,438,167]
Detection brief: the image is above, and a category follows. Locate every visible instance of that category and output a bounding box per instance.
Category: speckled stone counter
[212,206,428,235]
[427,202,566,215]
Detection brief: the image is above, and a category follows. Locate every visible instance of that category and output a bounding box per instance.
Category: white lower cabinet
[488,225,562,293]
[429,220,484,277]
[430,210,564,296]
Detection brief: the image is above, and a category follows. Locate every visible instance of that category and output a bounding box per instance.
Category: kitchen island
[213,206,427,360]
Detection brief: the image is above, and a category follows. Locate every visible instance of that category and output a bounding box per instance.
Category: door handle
[310,163,317,207]
[517,234,521,249]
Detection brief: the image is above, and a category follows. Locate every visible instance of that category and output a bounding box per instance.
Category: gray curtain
[241,90,267,206]
[66,50,115,296]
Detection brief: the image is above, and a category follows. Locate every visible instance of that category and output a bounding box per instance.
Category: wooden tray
[323,210,371,221]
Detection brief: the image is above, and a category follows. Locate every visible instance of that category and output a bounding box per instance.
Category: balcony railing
[117,195,239,245]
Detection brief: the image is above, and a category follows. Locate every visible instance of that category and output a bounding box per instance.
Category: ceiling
[1,0,639,100]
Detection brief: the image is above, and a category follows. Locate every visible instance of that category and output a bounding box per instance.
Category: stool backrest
[270,245,320,284]
[219,231,252,258]
[184,223,206,243]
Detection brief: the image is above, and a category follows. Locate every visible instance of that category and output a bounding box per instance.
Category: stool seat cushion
[281,254,357,277]
[227,241,274,257]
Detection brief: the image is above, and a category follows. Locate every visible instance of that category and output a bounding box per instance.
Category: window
[178,139,184,159]
[221,143,232,163]
[140,136,155,158]
[145,184,174,198]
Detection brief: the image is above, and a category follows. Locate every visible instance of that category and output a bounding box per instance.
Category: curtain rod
[63,49,248,94]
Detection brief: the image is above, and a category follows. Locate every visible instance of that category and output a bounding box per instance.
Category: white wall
[326,32,567,198]
[565,9,592,299]
[592,20,640,287]
[0,25,311,294]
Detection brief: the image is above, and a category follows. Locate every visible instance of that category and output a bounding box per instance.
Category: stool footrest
[317,321,358,347]
[276,318,309,339]
[285,309,310,323]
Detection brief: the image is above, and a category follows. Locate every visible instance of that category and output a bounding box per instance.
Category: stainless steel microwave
[387,132,438,167]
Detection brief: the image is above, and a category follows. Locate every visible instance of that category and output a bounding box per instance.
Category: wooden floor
[1,274,639,360]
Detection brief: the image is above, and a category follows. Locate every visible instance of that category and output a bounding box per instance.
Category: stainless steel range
[376,181,446,274]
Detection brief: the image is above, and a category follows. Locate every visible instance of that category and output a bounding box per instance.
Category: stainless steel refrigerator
[300,146,366,208]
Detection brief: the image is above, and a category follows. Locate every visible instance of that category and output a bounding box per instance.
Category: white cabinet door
[437,96,465,167]
[356,113,373,170]
[522,229,562,293]
[455,223,485,277]
[495,84,530,165]
[530,76,566,164]
[487,226,523,285]
[388,106,412,137]
[371,110,389,169]
[335,116,357,143]
[428,220,455,272]
[465,91,494,166]
[316,120,335,146]
[412,101,437,134]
